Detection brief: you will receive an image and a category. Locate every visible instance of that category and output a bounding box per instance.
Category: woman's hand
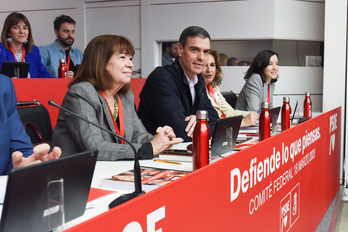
[150,126,183,155]
[241,112,259,127]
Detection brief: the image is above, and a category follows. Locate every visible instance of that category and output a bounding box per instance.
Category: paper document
[170,142,192,150]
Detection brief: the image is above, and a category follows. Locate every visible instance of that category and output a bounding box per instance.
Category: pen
[257,109,261,114]
[154,159,182,165]
[239,133,259,136]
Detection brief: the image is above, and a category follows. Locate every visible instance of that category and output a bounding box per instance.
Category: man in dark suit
[138,26,219,142]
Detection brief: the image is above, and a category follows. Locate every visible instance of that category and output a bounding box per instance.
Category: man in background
[40,15,83,78]
[227,57,239,66]
[162,42,178,66]
[138,26,218,142]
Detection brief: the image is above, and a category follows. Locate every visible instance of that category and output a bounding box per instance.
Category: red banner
[66,107,341,232]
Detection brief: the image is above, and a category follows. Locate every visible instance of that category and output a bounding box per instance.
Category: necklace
[106,96,119,120]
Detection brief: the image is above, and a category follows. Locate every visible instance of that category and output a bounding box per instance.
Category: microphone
[48,100,145,208]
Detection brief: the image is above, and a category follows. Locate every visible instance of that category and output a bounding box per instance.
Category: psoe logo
[329,113,337,156]
[280,194,291,232]
[280,183,300,232]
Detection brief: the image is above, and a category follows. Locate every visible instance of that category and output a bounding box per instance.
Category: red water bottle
[303,92,312,118]
[281,97,291,131]
[259,102,271,141]
[58,58,67,78]
[193,110,210,170]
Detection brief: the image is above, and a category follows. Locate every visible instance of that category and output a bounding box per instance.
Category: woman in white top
[201,50,258,127]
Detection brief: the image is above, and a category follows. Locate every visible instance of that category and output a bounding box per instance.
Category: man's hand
[151,126,183,155]
[67,71,74,78]
[12,143,61,169]
[185,115,196,138]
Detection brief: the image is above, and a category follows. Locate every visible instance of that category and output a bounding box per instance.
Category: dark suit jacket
[0,74,33,174]
[0,43,54,78]
[138,58,219,142]
[51,82,154,160]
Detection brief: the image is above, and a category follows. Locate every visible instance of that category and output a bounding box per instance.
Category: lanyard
[267,85,270,104]
[66,52,70,71]
[208,84,226,118]
[9,43,25,62]
[100,90,125,144]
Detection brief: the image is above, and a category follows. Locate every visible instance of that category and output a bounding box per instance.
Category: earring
[24,40,28,44]
[7,37,12,43]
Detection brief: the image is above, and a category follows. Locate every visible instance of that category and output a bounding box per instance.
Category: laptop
[210,115,243,157]
[270,106,281,122]
[0,61,30,78]
[162,115,242,159]
[269,106,281,133]
[0,150,98,232]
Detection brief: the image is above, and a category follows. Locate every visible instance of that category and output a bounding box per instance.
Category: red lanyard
[9,43,25,62]
[208,84,226,118]
[267,85,270,104]
[66,52,70,71]
[100,90,125,144]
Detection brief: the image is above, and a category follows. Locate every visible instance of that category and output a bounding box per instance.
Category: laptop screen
[0,150,98,232]
[210,115,243,158]
[0,61,30,78]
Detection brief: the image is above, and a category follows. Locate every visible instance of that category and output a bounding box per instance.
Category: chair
[222,91,238,108]
[17,100,53,145]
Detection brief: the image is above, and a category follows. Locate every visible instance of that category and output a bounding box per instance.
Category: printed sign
[66,108,341,232]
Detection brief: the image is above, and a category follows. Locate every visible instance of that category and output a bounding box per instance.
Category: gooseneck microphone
[48,100,145,208]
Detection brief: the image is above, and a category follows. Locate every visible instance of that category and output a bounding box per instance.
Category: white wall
[85,0,141,77]
[220,66,323,113]
[211,40,322,66]
[274,0,324,40]
[323,1,347,185]
[142,0,325,77]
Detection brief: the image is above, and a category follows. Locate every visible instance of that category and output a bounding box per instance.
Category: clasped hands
[150,126,183,155]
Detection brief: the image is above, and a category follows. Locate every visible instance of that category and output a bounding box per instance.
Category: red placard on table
[66,108,341,232]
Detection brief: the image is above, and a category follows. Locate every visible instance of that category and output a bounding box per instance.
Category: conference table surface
[64,157,194,230]
[64,117,318,230]
[64,138,246,230]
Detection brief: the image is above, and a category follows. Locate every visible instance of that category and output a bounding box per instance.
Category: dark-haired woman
[0,12,53,78]
[235,50,279,112]
[51,34,182,160]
